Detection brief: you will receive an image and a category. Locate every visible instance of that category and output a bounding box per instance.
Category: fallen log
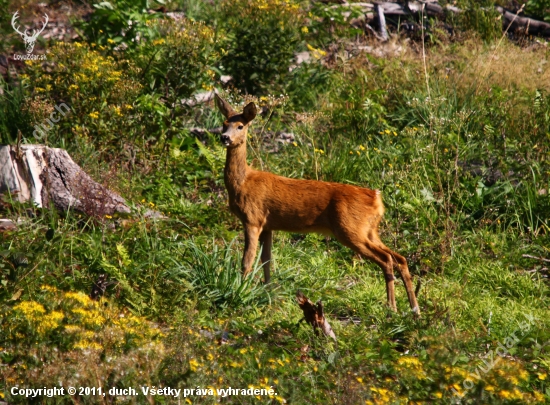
[496,6,550,37]
[0,144,131,217]
[296,290,337,341]
[327,1,550,38]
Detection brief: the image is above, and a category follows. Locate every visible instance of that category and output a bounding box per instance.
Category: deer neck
[224,140,250,193]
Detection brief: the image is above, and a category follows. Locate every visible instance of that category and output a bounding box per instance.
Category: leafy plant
[526,0,550,22]
[219,0,304,95]
[76,0,161,47]
[176,239,270,310]
[133,18,219,101]
[307,2,364,45]
[453,2,502,41]
[22,42,155,159]
[0,77,33,144]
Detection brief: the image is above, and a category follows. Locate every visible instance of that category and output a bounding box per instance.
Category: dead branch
[522,254,550,263]
[296,290,337,341]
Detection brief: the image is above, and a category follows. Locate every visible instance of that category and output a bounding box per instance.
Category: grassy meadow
[1,0,550,403]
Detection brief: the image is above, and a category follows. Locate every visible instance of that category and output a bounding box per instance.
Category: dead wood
[327,1,550,38]
[375,4,389,41]
[296,290,337,341]
[522,254,550,263]
[495,6,550,37]
[0,144,131,217]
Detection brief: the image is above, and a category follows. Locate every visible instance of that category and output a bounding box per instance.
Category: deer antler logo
[11,11,49,54]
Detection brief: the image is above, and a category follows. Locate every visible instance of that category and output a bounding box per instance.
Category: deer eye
[238,125,244,130]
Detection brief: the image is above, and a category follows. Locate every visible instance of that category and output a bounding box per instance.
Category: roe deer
[215,95,420,315]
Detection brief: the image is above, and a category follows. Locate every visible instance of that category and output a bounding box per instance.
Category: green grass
[1,0,550,403]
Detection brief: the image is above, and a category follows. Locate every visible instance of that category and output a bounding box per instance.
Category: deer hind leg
[259,230,273,284]
[342,237,397,312]
[375,242,420,315]
[242,225,261,277]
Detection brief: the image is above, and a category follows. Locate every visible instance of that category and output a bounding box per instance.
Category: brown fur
[215,95,420,315]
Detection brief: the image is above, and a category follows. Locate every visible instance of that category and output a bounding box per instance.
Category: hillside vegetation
[1,0,550,404]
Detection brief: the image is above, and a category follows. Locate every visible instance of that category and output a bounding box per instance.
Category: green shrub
[452,2,502,41]
[219,0,304,95]
[76,0,160,47]
[133,18,219,101]
[307,2,364,46]
[526,0,550,22]
[0,78,33,144]
[0,0,13,53]
[23,42,152,156]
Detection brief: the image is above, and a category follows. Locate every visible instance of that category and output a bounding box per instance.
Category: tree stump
[0,145,130,217]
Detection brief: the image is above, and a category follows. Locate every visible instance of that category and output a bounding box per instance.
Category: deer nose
[221,134,230,144]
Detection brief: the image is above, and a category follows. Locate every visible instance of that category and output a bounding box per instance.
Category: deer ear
[242,102,257,123]
[215,94,235,118]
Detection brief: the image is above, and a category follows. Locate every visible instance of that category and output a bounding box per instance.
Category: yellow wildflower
[64,325,81,333]
[74,339,103,350]
[41,285,59,293]
[306,43,326,59]
[64,291,92,306]
[14,301,46,317]
[71,308,105,327]
[189,359,200,372]
[499,390,512,399]
[37,311,64,334]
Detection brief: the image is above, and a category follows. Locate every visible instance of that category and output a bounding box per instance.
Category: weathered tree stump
[0,145,130,217]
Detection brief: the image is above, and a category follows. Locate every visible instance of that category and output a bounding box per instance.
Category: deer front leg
[259,230,273,284]
[242,225,261,277]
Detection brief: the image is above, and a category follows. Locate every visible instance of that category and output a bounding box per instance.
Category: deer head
[215,94,257,148]
[12,11,48,54]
